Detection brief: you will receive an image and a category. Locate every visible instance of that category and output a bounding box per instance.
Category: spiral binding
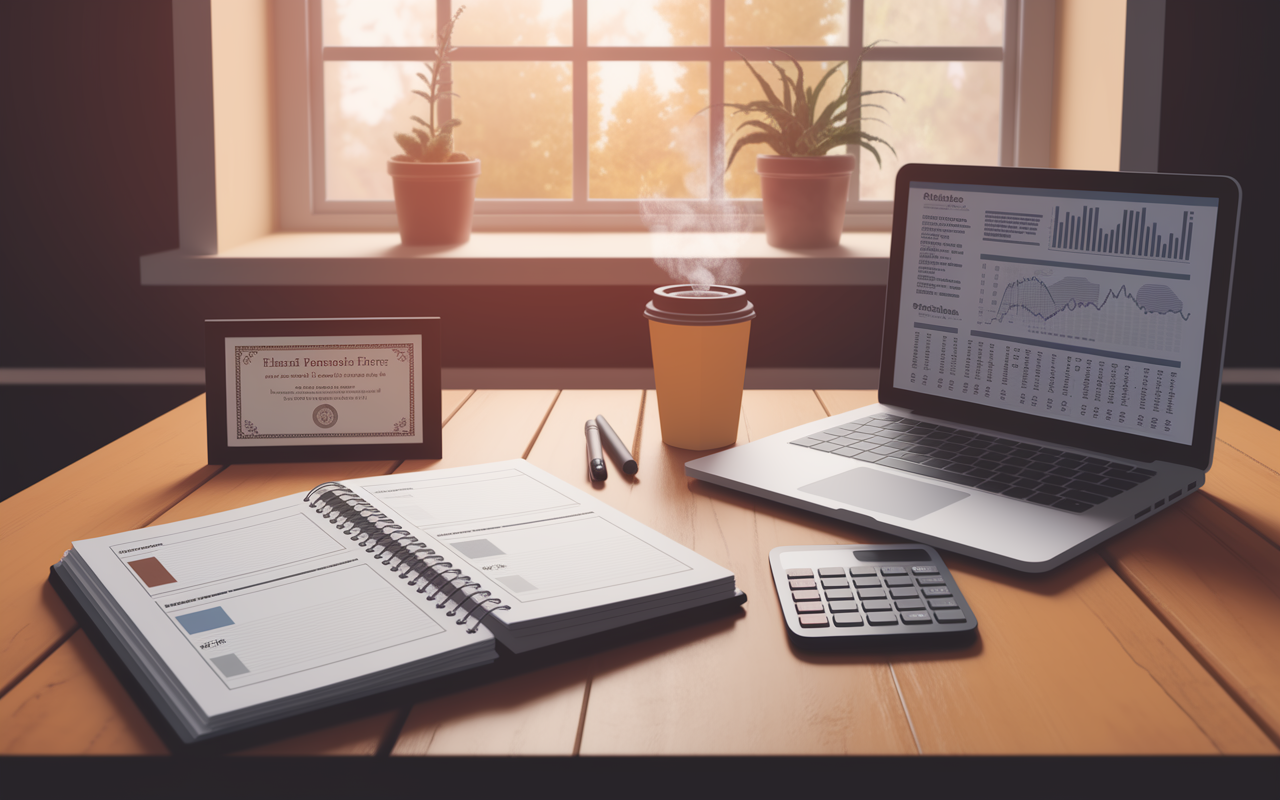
[304,482,510,633]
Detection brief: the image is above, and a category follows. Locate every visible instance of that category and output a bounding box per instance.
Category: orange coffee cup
[645,285,756,451]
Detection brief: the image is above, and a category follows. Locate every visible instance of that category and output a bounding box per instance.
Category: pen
[595,414,638,475]
[585,419,608,481]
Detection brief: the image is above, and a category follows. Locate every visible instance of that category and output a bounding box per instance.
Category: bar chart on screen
[1049,201,1199,262]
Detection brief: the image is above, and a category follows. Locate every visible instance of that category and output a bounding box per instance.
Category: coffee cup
[644,285,756,451]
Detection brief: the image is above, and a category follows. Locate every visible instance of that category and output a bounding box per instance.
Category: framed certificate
[205,318,441,464]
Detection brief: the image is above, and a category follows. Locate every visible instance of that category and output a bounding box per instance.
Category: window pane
[725,0,847,46]
[453,62,573,198]
[590,63,709,199]
[588,0,709,47]
[454,0,572,47]
[858,60,1002,200]
[722,60,851,198]
[322,0,434,47]
[864,0,1004,47]
[323,60,573,201]
[324,61,418,201]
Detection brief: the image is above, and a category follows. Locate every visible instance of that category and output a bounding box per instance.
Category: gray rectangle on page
[211,653,250,678]
[453,539,505,558]
[496,575,538,593]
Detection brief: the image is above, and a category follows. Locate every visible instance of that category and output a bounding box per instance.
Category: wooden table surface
[2,390,1279,756]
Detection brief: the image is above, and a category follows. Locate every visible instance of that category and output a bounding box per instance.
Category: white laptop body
[687,164,1241,572]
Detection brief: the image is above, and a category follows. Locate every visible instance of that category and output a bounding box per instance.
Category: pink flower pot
[387,158,481,245]
[756,154,854,249]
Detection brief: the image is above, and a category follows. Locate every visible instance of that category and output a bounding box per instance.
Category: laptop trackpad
[800,467,968,521]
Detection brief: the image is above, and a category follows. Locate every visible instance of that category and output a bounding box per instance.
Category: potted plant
[388,6,479,245]
[724,45,901,249]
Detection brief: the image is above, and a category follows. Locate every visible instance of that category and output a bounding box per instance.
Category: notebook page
[70,492,494,720]
[347,460,735,629]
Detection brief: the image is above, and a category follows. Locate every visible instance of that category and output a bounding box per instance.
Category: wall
[1051,0,1127,170]
[0,2,883,375]
[1158,0,1276,380]
[211,0,277,250]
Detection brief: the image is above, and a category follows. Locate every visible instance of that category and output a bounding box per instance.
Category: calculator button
[821,578,850,589]
[935,609,968,624]
[910,565,939,575]
[792,590,821,602]
[928,598,959,609]
[825,589,855,601]
[817,567,846,578]
[884,576,914,587]
[901,611,933,625]
[895,599,926,611]
[916,576,947,586]
[829,600,859,613]
[788,579,816,590]
[867,612,899,626]
[795,601,825,614]
[849,567,878,578]
[798,614,830,628]
[853,577,882,588]
[880,566,908,576]
[833,613,865,627]
[921,586,953,598]
[890,588,919,599]
[861,600,893,612]
[858,588,887,600]
[786,568,814,578]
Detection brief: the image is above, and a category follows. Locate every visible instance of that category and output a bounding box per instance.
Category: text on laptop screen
[892,181,1219,446]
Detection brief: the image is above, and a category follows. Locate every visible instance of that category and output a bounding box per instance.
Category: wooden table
[2,390,1279,756]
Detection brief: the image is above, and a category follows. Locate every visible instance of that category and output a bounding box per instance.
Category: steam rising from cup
[641,185,753,292]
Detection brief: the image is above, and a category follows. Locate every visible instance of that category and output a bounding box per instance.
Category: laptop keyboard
[791,413,1156,514]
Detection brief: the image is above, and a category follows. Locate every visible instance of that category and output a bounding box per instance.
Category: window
[277,0,1042,232]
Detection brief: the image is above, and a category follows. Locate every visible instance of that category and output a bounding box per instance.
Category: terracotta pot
[387,158,481,245]
[756,154,854,249]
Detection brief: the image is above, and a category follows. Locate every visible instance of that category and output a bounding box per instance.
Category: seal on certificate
[312,404,338,429]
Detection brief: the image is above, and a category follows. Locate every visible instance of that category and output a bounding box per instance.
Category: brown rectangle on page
[129,556,177,587]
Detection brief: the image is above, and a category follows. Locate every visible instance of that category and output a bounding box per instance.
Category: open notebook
[50,459,740,746]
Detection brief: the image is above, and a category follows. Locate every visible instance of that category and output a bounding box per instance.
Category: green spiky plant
[724,43,901,171]
[393,6,471,163]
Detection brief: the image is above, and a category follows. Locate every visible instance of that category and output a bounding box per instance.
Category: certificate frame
[205,318,441,464]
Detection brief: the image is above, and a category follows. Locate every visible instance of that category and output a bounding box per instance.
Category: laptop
[687,164,1241,572]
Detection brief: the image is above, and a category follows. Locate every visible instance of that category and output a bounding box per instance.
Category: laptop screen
[881,165,1240,467]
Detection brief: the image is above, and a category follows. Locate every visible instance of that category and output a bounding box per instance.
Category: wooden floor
[2,390,1279,756]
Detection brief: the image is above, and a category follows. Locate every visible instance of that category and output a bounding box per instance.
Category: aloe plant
[394,6,470,163]
[724,43,901,170]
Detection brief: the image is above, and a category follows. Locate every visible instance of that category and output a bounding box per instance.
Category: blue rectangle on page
[176,607,235,635]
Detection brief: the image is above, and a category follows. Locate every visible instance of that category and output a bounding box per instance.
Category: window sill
[140,231,890,286]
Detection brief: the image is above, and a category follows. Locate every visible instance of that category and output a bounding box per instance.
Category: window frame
[276,0,1048,233]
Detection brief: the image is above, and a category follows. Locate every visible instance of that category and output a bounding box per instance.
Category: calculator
[769,544,978,647]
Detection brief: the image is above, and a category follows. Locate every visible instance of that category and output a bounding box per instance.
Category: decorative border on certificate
[232,343,417,441]
[205,318,441,464]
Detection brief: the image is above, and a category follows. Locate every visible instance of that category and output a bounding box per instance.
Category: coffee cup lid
[643,285,756,326]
